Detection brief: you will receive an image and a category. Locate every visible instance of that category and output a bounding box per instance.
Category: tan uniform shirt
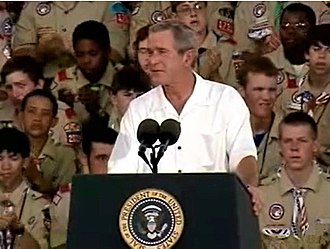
[259,165,330,249]
[257,113,282,182]
[50,183,71,249]
[32,137,77,190]
[51,62,115,123]
[13,1,129,78]
[0,181,49,249]
[276,74,330,167]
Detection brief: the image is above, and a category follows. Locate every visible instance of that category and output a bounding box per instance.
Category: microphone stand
[150,140,170,174]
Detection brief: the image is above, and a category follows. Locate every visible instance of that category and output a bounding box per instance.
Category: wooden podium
[67,173,261,249]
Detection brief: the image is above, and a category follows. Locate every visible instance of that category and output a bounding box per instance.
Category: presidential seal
[119,188,184,249]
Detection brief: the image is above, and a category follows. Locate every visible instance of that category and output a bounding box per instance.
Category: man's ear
[79,153,90,174]
[304,51,310,62]
[183,49,196,68]
[238,86,246,98]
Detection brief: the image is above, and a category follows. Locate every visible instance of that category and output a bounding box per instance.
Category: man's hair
[133,24,151,52]
[280,3,316,27]
[306,24,330,51]
[111,65,151,94]
[149,19,198,55]
[279,111,318,139]
[171,1,207,13]
[0,127,30,158]
[1,55,44,85]
[82,120,118,156]
[237,56,279,87]
[72,20,110,51]
[21,89,58,117]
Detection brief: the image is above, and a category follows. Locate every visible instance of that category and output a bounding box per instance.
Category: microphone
[152,119,181,170]
[137,119,160,172]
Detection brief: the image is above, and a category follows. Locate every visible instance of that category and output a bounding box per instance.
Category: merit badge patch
[253,3,266,18]
[119,188,184,249]
[277,71,285,85]
[36,2,51,16]
[269,203,284,220]
[151,11,166,23]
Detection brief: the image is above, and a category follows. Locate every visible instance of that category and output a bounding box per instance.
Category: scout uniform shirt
[0,180,50,249]
[49,183,71,249]
[256,113,283,182]
[259,165,330,249]
[276,75,330,167]
[13,2,129,78]
[51,62,115,123]
[31,136,77,190]
[0,8,13,70]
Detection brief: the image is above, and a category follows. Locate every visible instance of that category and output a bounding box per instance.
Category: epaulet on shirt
[30,190,51,201]
[259,174,278,186]
[59,183,71,194]
[57,70,68,82]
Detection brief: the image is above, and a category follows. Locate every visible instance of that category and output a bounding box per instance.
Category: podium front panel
[67,173,261,249]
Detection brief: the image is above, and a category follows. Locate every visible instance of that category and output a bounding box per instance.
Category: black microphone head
[137,119,160,147]
[159,119,181,145]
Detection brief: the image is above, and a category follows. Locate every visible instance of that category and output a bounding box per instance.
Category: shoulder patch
[65,108,77,119]
[57,70,68,82]
[59,183,71,193]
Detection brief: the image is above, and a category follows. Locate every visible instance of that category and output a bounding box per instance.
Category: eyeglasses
[280,22,309,31]
[176,2,206,16]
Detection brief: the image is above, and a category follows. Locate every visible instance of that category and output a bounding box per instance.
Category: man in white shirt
[108,20,259,189]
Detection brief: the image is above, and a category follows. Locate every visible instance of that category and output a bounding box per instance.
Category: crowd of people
[0,1,329,248]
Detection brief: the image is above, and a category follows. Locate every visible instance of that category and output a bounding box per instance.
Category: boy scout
[259,111,330,249]
[238,56,283,181]
[108,65,151,132]
[0,127,50,249]
[13,1,129,78]
[1,55,81,147]
[171,1,223,83]
[49,122,118,248]
[19,89,77,196]
[51,20,116,124]
[277,24,330,168]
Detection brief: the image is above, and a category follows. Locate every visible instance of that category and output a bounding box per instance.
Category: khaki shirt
[0,181,50,249]
[13,2,129,78]
[259,166,330,249]
[32,137,77,190]
[276,75,330,167]
[257,113,282,182]
[51,62,115,123]
[49,183,71,249]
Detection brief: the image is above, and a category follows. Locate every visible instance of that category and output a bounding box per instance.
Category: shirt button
[178,146,181,150]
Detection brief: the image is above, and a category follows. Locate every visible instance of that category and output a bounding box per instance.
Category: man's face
[5,71,43,105]
[174,2,207,34]
[148,30,191,86]
[74,39,109,82]
[241,72,277,119]
[280,11,310,50]
[0,151,24,189]
[305,42,330,76]
[21,96,57,138]
[137,38,150,74]
[88,142,114,174]
[111,89,142,117]
[279,124,317,171]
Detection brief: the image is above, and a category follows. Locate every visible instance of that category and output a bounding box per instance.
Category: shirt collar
[279,164,322,195]
[40,136,57,160]
[149,72,212,113]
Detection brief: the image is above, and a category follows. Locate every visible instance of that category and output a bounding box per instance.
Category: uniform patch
[28,216,36,225]
[36,2,51,16]
[277,71,285,85]
[262,226,290,239]
[218,8,234,20]
[269,203,284,220]
[53,193,62,206]
[64,122,81,144]
[132,4,140,16]
[151,11,166,23]
[116,13,129,24]
[57,70,67,81]
[253,3,266,18]
[217,20,234,36]
[1,17,13,37]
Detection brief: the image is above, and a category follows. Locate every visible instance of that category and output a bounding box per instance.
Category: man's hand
[261,32,281,54]
[246,185,263,216]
